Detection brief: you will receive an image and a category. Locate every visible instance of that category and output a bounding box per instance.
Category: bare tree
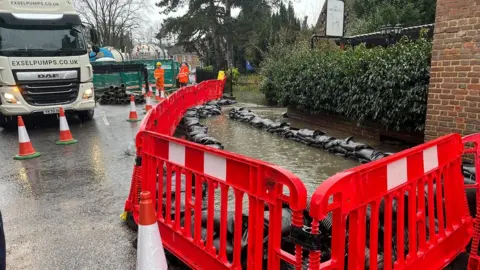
[74,0,148,47]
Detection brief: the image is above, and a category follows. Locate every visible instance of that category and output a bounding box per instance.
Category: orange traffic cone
[141,85,146,97]
[160,88,166,100]
[145,92,153,112]
[15,116,41,160]
[137,191,168,270]
[155,88,161,101]
[56,107,78,145]
[127,95,141,122]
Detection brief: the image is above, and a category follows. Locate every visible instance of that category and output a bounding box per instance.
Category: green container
[92,59,180,94]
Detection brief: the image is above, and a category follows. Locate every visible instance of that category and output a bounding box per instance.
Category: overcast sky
[147,0,325,28]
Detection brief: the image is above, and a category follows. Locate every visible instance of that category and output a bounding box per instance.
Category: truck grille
[17,80,79,106]
[13,69,80,106]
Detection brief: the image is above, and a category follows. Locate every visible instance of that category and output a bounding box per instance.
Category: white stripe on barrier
[18,126,30,143]
[169,142,185,166]
[423,146,439,173]
[204,152,226,181]
[59,117,69,131]
[137,223,168,270]
[387,157,407,191]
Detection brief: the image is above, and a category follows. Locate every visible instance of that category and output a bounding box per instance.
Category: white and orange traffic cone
[160,88,166,100]
[155,88,161,101]
[127,95,141,122]
[15,116,41,160]
[145,92,153,112]
[137,191,168,270]
[141,85,146,97]
[56,108,78,145]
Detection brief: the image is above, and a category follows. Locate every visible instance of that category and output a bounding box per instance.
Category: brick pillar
[425,0,480,141]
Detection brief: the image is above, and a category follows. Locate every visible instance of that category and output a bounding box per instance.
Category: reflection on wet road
[0,105,138,269]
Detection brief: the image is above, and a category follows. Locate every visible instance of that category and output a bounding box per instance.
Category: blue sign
[246,61,254,71]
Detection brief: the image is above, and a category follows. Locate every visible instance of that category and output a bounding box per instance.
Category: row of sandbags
[178,102,225,150]
[97,84,146,105]
[229,107,391,163]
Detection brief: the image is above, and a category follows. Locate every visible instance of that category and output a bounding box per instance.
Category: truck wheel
[78,110,94,121]
[0,114,16,130]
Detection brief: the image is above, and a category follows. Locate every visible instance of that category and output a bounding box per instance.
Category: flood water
[203,106,404,194]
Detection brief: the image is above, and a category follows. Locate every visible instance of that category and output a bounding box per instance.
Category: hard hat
[156,62,162,66]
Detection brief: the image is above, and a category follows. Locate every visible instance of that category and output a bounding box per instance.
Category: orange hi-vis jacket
[154,67,165,90]
[177,66,189,84]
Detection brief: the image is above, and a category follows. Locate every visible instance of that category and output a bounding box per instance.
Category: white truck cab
[0,0,95,128]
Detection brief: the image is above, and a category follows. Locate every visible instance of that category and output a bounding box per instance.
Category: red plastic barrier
[133,131,307,269]
[138,79,225,136]
[306,134,473,269]
[124,77,475,269]
[125,79,225,214]
[463,134,480,269]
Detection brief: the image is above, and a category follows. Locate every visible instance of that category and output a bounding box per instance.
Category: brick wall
[425,0,480,141]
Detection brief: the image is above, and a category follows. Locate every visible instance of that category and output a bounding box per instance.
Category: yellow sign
[217,70,225,80]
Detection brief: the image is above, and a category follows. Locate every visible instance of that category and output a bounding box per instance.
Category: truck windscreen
[0,25,87,56]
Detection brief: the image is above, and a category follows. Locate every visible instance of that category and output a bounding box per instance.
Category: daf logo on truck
[38,73,59,79]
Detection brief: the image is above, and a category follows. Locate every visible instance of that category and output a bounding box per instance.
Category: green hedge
[260,37,432,132]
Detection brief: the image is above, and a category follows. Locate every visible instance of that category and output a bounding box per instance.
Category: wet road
[0,105,139,269]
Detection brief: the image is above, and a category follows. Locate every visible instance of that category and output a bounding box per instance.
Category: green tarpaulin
[92,59,179,94]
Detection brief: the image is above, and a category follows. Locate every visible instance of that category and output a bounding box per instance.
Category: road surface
[0,105,139,269]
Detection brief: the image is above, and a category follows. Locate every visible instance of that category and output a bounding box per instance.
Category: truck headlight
[83,88,94,99]
[2,93,17,104]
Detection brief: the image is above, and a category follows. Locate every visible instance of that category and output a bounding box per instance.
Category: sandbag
[188,125,208,134]
[205,144,224,150]
[339,138,372,152]
[297,129,325,138]
[192,133,209,142]
[198,136,220,145]
[324,139,342,150]
[185,111,198,118]
[211,108,222,115]
[267,122,289,130]
[463,164,476,180]
[260,119,274,128]
[249,116,263,126]
[355,149,385,162]
[283,129,299,138]
[184,118,200,127]
[263,207,293,236]
[207,100,219,106]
